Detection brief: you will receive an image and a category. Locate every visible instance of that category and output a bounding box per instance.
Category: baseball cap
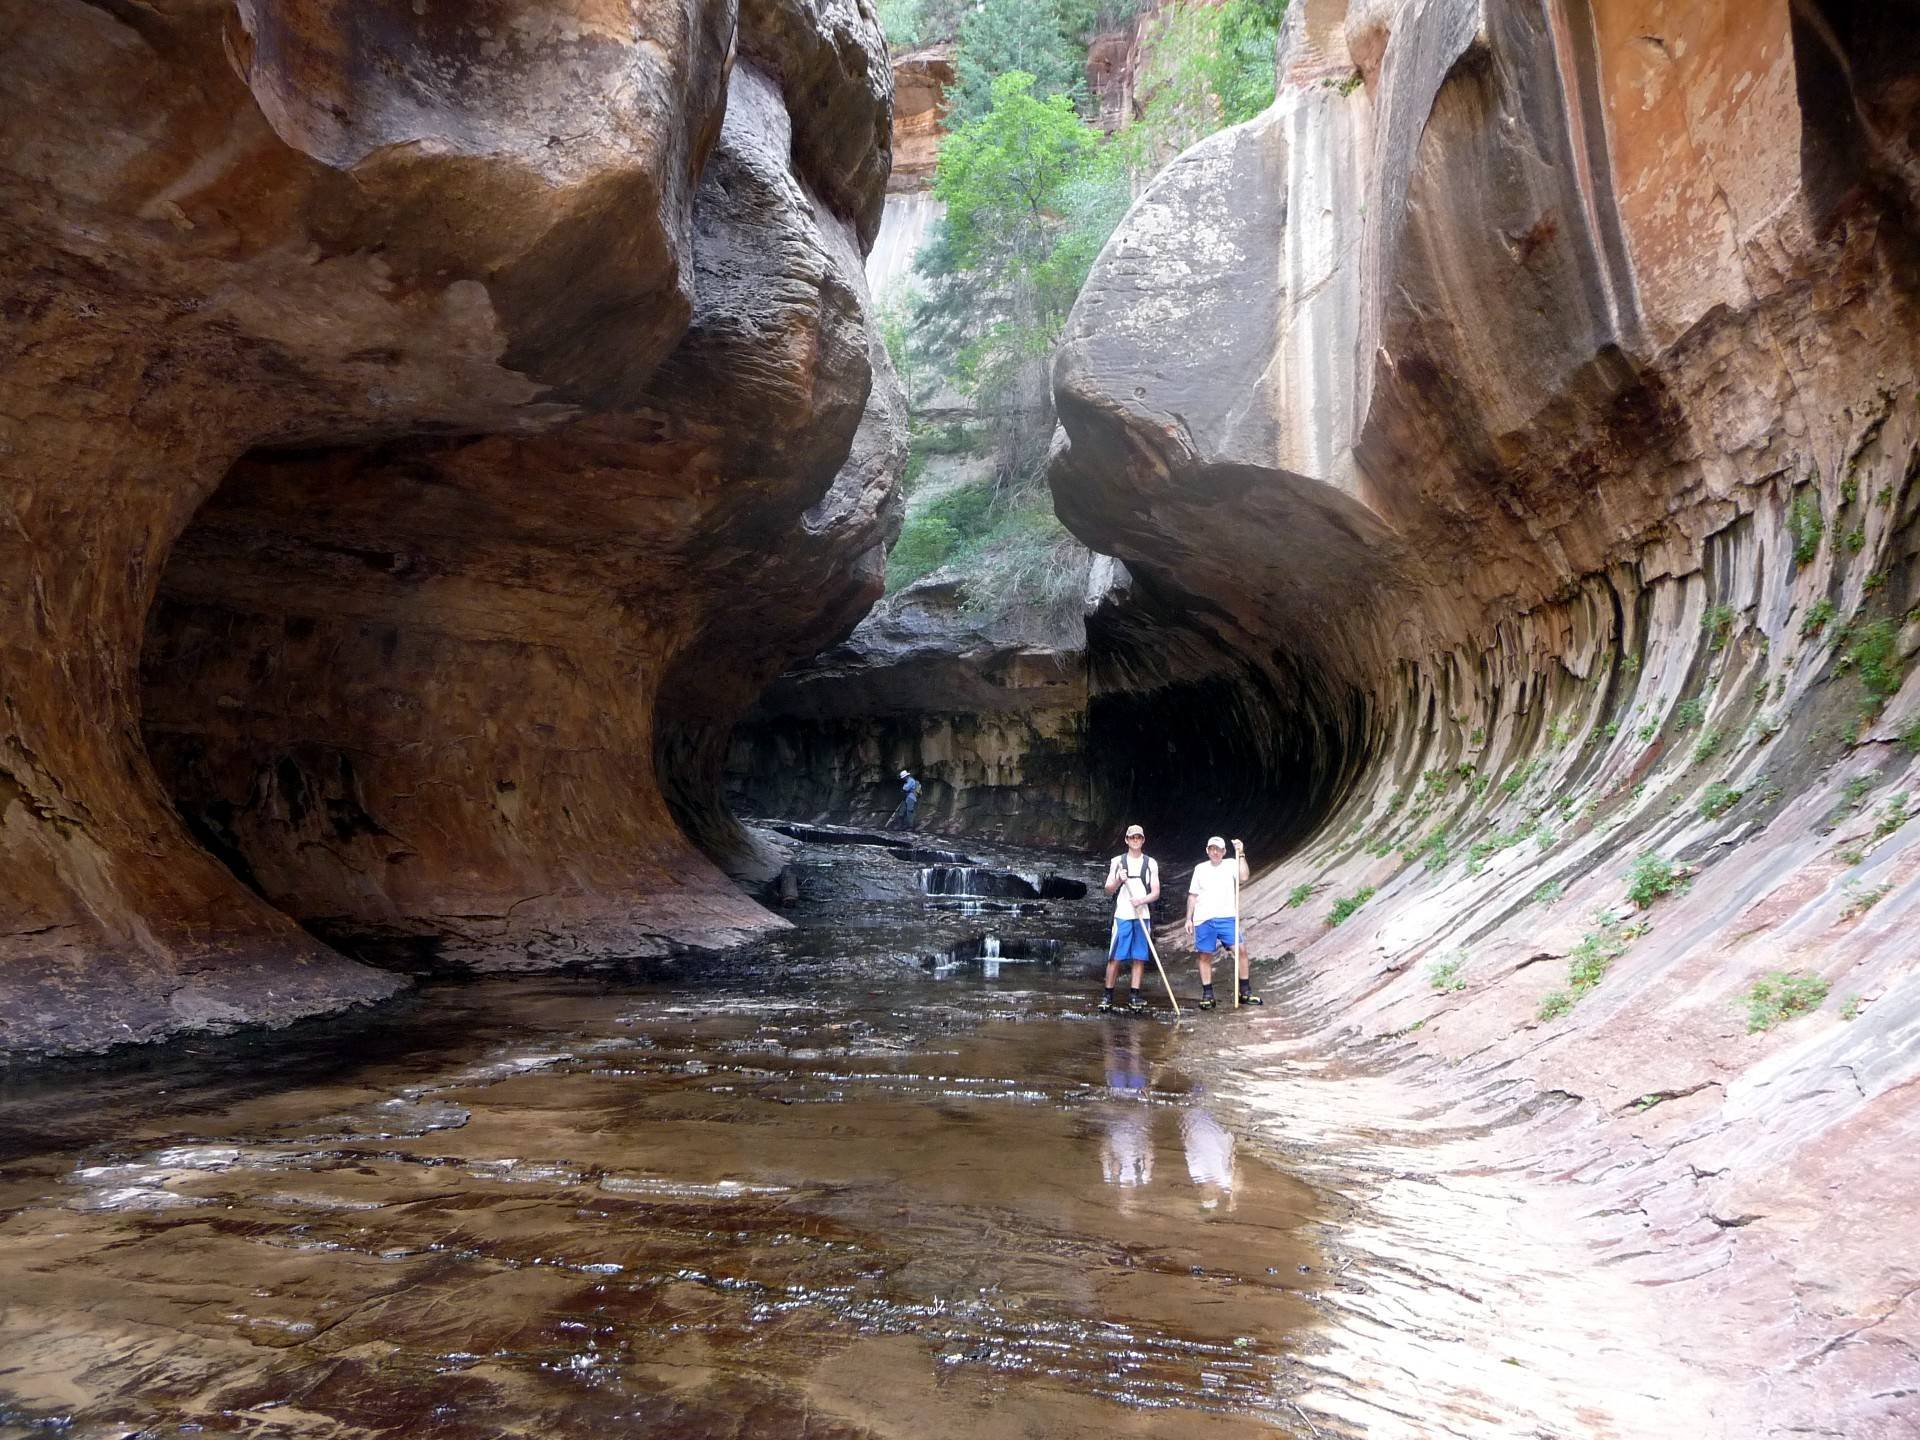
[1125,824,1144,837]
[1207,836,1226,848]
[899,770,910,778]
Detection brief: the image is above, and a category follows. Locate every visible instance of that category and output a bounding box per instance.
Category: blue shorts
[1193,917,1239,952]
[1110,919,1149,961]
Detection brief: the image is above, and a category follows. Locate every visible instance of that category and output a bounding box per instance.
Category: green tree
[929,71,1126,479]
[948,0,1086,126]
[1129,0,1286,164]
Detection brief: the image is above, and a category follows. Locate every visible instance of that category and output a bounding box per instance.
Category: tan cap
[1124,824,1144,837]
[1207,836,1226,849]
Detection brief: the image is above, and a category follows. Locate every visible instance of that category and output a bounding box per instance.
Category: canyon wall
[0,0,902,1055]
[1053,0,1919,1431]
[728,555,1104,844]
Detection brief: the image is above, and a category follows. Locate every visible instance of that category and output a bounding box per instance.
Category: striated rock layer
[0,0,902,1055]
[727,557,1105,846]
[1054,0,1919,1431]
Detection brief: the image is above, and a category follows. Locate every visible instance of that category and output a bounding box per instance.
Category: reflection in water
[0,851,1320,1439]
[1182,1105,1238,1210]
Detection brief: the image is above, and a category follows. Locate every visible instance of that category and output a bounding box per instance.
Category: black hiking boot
[1238,986,1262,1006]
[1098,987,1117,1013]
[1198,984,1216,1011]
[1127,990,1147,1015]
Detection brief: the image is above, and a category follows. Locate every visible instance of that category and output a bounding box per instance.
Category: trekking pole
[1231,849,1241,1010]
[1139,910,1182,1018]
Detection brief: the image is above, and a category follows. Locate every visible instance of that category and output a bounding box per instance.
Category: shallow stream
[0,831,1322,1438]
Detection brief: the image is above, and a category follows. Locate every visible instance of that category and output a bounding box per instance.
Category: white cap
[899,770,910,778]
[1207,836,1226,849]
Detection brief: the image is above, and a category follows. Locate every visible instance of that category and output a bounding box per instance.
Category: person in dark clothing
[893,769,921,830]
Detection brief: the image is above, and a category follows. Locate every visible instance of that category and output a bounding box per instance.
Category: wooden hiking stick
[1231,844,1242,1010]
[1139,909,1182,1017]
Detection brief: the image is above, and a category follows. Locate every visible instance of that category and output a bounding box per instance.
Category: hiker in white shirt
[1184,836,1257,1008]
[1100,823,1161,1013]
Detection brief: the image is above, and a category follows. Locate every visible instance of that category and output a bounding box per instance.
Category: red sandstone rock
[0,0,902,1053]
[1053,0,1920,1430]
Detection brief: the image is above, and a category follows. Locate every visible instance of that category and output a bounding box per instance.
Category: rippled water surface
[0,836,1321,1438]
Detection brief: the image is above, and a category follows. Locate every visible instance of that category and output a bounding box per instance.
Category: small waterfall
[982,933,1001,978]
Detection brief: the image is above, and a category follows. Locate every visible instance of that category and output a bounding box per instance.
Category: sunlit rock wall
[0,0,902,1053]
[1052,0,1920,1430]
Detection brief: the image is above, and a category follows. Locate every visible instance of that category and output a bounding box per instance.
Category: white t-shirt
[1188,859,1240,923]
[1110,853,1156,919]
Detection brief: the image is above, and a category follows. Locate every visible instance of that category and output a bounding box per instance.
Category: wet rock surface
[0,842,1324,1438]
[1050,0,1920,1431]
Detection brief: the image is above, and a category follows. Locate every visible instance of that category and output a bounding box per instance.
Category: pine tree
[948,0,1085,126]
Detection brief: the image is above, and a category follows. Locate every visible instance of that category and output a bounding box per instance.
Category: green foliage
[1740,970,1829,1032]
[1840,994,1863,1021]
[1404,827,1450,872]
[1531,879,1566,907]
[1844,526,1867,553]
[1127,0,1287,163]
[1691,728,1724,765]
[1788,490,1824,565]
[1626,852,1685,907]
[1328,887,1376,927]
[1537,990,1574,1021]
[1841,882,1892,920]
[1636,722,1658,743]
[1285,881,1319,909]
[1674,698,1708,730]
[1865,570,1888,594]
[1801,597,1837,636]
[948,0,1087,125]
[1874,792,1909,840]
[888,514,960,591]
[1428,954,1467,992]
[1901,716,1920,754]
[1603,719,1621,739]
[1703,604,1736,650]
[1841,774,1874,808]
[1699,781,1741,820]
[1847,619,1903,699]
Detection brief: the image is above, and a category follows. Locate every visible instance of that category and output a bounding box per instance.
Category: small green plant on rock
[1691,728,1724,765]
[1626,852,1685,907]
[1899,716,1920,754]
[1675,698,1708,729]
[1328,887,1376,927]
[1874,792,1910,840]
[1849,619,1904,699]
[1636,722,1658,743]
[1285,882,1320,909]
[1703,604,1736,650]
[1699,781,1741,820]
[1788,491,1824,565]
[1841,775,1874,808]
[1840,881,1892,921]
[1428,954,1468,992]
[1531,879,1565,906]
[1801,597,1837,637]
[1741,970,1830,1032]
[1840,994,1863,1021]
[1537,990,1574,1022]
[1844,526,1867,553]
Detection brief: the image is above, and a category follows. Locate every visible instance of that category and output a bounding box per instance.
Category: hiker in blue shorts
[1184,836,1256,1008]
[1101,824,1161,1013]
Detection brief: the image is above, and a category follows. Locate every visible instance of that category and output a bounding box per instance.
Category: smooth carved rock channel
[1049,0,1920,1432]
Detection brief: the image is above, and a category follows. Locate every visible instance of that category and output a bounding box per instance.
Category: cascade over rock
[1052,0,1920,1429]
[0,0,903,1055]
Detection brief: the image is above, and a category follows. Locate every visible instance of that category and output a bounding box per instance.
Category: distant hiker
[892,769,921,830]
[1102,824,1161,1013]
[1185,836,1257,1008]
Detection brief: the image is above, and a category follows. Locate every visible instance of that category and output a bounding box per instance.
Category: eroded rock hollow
[0,0,903,1055]
[1052,0,1920,1429]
